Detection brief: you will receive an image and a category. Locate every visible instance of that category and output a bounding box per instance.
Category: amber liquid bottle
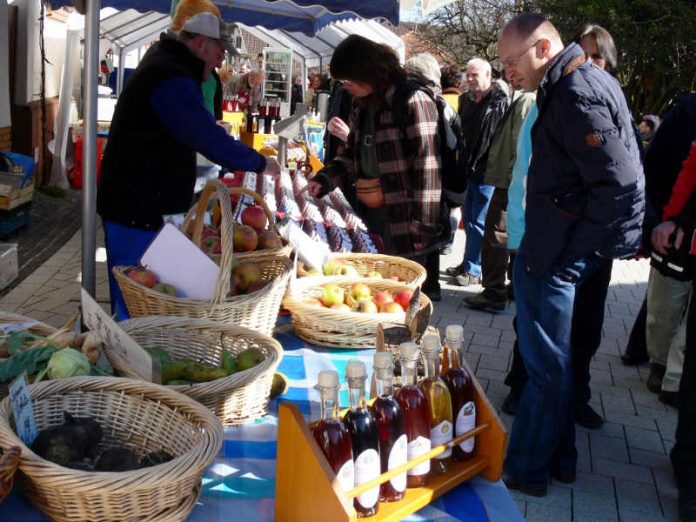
[343,360,380,517]
[419,335,453,474]
[442,325,477,461]
[395,342,431,487]
[370,351,407,502]
[312,370,355,494]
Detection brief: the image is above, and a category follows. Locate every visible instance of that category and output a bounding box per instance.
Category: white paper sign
[10,373,37,445]
[279,219,329,271]
[81,289,159,383]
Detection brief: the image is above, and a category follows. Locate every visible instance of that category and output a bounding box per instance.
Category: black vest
[97,38,205,230]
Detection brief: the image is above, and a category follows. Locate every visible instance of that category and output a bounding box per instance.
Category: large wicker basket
[184,182,292,261]
[283,277,433,349]
[0,376,223,521]
[0,311,57,339]
[107,316,283,426]
[0,445,20,503]
[308,253,427,287]
[114,181,292,336]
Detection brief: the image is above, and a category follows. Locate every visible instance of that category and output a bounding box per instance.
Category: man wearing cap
[97,0,280,320]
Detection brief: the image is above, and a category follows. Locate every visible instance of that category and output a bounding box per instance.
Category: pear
[270,372,289,398]
[236,347,265,371]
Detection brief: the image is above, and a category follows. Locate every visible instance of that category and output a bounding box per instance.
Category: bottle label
[407,435,431,476]
[354,449,380,509]
[388,434,408,492]
[336,459,355,494]
[456,401,476,453]
[430,420,453,458]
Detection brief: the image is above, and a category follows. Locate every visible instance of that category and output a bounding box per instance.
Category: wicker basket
[107,316,283,426]
[0,311,57,338]
[310,253,427,287]
[183,182,292,261]
[0,376,222,521]
[283,277,433,349]
[0,445,20,503]
[114,182,292,336]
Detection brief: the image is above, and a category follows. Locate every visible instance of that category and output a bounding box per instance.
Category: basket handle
[227,186,280,236]
[182,180,236,304]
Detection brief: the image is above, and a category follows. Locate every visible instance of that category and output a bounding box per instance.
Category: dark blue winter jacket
[524,43,645,275]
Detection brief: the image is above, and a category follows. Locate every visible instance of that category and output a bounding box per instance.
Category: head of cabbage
[47,348,91,379]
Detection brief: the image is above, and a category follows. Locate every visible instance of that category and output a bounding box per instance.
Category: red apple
[258,230,283,250]
[379,302,404,313]
[372,291,394,308]
[201,225,220,240]
[241,205,268,230]
[202,235,222,255]
[233,224,259,252]
[126,267,158,288]
[393,290,414,310]
[234,262,261,291]
[348,282,371,302]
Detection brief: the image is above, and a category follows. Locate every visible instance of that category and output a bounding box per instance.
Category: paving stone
[477,353,510,372]
[658,487,680,521]
[603,412,657,431]
[625,426,667,453]
[653,467,678,496]
[615,478,661,516]
[618,509,668,521]
[525,502,572,521]
[572,488,618,520]
[629,448,672,471]
[590,433,629,462]
[592,457,654,484]
[596,421,625,439]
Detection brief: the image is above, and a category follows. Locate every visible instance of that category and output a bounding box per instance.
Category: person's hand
[327,117,350,142]
[651,220,684,255]
[261,156,281,177]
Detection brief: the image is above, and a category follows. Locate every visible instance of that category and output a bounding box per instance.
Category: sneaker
[454,273,482,287]
[620,351,649,366]
[575,402,604,429]
[503,475,548,497]
[445,265,464,276]
[646,363,666,394]
[501,391,520,415]
[464,293,506,312]
[659,390,679,409]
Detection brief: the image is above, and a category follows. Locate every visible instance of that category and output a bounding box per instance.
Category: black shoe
[501,391,519,415]
[621,351,649,366]
[445,265,463,276]
[575,402,604,429]
[503,475,548,497]
[647,363,666,394]
[506,284,515,302]
[423,289,441,302]
[551,470,576,484]
[464,293,506,312]
[659,390,679,409]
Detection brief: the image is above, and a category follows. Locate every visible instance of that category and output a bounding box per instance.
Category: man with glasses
[497,14,644,496]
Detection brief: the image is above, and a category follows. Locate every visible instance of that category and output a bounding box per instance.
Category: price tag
[0,321,40,333]
[278,218,329,270]
[9,373,37,446]
[80,289,160,383]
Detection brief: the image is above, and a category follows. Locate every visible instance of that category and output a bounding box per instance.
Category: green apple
[321,283,345,307]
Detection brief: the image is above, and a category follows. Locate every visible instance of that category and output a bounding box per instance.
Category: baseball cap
[180,12,240,56]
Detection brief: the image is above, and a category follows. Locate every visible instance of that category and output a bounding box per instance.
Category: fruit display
[307,282,414,315]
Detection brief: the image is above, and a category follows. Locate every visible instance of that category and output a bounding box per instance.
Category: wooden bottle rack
[275,359,507,521]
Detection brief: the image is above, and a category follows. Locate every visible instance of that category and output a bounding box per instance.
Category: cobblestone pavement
[0,228,678,521]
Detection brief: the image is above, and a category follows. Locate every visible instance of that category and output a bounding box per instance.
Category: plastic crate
[0,203,31,238]
[0,243,18,290]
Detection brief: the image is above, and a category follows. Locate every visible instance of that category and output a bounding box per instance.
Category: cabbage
[47,348,91,379]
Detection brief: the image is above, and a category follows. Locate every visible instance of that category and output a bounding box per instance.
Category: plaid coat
[315,84,444,259]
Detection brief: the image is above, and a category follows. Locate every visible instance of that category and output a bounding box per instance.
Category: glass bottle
[442,325,477,461]
[343,360,380,517]
[395,342,431,487]
[370,352,407,502]
[419,335,453,474]
[312,370,355,494]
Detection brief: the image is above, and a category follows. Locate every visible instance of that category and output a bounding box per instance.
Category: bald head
[498,13,564,92]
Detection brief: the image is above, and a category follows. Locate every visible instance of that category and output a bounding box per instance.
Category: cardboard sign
[278,218,329,271]
[140,223,220,300]
[9,373,37,445]
[81,289,160,383]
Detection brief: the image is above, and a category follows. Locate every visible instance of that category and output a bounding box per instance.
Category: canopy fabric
[100,9,170,53]
[47,0,399,35]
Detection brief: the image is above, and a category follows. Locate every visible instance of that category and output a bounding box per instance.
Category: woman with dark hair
[574,23,618,73]
[306,34,447,300]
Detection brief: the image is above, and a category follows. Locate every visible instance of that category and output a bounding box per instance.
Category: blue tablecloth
[1,322,523,522]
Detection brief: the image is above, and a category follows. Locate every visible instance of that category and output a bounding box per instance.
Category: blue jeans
[103,221,158,321]
[461,181,495,277]
[504,244,602,488]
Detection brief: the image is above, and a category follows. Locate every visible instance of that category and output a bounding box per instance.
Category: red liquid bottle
[343,360,381,517]
[442,325,477,461]
[395,342,431,488]
[312,370,355,494]
[370,352,407,502]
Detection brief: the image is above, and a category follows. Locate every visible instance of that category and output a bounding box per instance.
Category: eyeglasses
[501,39,542,69]
[338,79,353,86]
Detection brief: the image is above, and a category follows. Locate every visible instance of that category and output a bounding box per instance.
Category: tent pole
[81,0,100,298]
[117,47,125,96]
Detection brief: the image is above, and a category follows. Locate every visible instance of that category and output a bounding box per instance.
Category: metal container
[315,91,330,122]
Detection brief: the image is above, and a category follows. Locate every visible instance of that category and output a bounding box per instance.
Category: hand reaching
[651,220,684,255]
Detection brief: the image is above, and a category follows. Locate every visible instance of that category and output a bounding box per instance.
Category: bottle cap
[345,359,367,379]
[317,369,339,388]
[400,342,419,360]
[421,334,441,354]
[373,351,393,370]
[445,324,464,341]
